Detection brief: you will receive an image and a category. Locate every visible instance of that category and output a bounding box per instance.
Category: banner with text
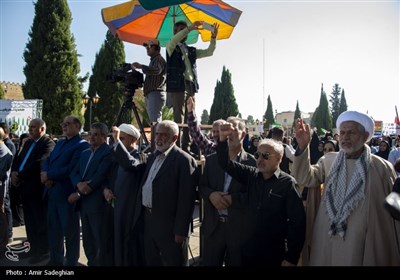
[0,100,42,135]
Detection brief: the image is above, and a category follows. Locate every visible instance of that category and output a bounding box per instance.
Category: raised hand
[219,122,235,142]
[112,126,120,142]
[212,23,219,38]
[295,118,311,150]
[186,96,195,113]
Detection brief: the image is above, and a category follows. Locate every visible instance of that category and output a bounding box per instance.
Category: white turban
[118,123,140,139]
[336,111,375,142]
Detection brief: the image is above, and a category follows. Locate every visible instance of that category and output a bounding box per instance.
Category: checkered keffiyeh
[324,144,371,239]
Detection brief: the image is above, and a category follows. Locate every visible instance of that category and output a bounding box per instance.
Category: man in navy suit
[11,119,55,264]
[41,116,89,266]
[134,120,198,266]
[69,122,112,266]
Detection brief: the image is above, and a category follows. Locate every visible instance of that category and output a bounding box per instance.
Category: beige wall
[1,82,24,100]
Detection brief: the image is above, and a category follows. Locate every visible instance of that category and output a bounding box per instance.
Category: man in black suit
[134,120,197,266]
[200,117,256,266]
[11,119,55,264]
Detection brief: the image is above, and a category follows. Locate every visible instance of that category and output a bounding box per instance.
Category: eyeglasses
[323,148,335,152]
[60,122,71,127]
[145,44,155,49]
[254,151,272,160]
[88,132,100,137]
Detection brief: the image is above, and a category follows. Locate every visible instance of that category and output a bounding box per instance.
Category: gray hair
[258,138,284,158]
[226,116,246,132]
[212,119,225,127]
[157,120,179,137]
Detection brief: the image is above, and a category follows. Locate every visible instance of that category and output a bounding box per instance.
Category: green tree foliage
[161,106,174,121]
[0,86,4,99]
[84,31,126,130]
[329,83,341,128]
[339,89,348,115]
[246,115,255,125]
[201,109,209,124]
[263,95,275,129]
[208,66,238,124]
[23,0,84,134]
[292,100,301,128]
[313,83,332,133]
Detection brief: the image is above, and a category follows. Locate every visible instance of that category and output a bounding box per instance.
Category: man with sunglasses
[132,39,166,124]
[216,122,305,266]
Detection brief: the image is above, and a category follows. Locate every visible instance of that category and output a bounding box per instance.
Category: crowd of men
[1,108,400,266]
[1,19,400,266]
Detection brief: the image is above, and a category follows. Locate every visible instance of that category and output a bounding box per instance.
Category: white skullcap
[336,111,375,142]
[118,123,140,139]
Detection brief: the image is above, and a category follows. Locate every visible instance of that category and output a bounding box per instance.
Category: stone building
[1,81,24,100]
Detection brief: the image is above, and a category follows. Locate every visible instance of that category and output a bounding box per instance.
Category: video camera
[385,178,400,220]
[107,63,144,94]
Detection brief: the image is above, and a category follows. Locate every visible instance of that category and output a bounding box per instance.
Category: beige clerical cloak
[293,146,400,266]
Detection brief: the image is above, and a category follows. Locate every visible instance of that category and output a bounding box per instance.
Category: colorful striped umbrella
[101,0,242,47]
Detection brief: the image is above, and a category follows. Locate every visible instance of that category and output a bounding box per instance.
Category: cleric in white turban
[118,123,140,139]
[108,123,145,266]
[292,111,400,266]
[336,111,375,142]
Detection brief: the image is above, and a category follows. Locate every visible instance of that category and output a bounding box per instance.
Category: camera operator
[132,39,166,124]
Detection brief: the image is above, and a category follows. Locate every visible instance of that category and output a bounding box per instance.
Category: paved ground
[0,209,201,267]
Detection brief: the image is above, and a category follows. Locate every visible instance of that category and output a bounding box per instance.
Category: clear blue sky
[1,0,399,123]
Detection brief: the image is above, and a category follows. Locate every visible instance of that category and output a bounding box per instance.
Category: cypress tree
[23,0,83,134]
[209,66,238,124]
[329,83,341,128]
[292,100,301,128]
[263,95,275,128]
[314,83,332,133]
[85,31,126,131]
[339,89,348,115]
[0,86,4,99]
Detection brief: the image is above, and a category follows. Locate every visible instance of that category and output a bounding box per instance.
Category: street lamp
[82,92,100,128]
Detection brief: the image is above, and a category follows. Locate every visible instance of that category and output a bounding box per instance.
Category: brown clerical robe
[293,145,400,266]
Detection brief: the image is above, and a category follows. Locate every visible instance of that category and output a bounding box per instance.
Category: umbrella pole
[173,6,176,25]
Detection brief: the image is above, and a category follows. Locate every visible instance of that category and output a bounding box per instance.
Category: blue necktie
[19,141,36,172]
